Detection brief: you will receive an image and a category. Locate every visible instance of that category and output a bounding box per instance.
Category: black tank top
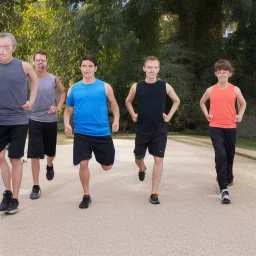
[136,80,167,129]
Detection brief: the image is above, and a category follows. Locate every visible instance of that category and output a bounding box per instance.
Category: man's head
[33,50,48,72]
[80,55,98,79]
[214,59,233,83]
[143,56,160,80]
[0,32,17,63]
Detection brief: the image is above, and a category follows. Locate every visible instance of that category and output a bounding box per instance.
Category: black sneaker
[138,170,146,181]
[149,194,160,204]
[5,198,19,215]
[79,195,92,209]
[0,190,13,211]
[221,189,231,204]
[30,185,41,200]
[46,165,54,181]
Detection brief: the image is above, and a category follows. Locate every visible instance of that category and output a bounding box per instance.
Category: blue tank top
[66,79,110,136]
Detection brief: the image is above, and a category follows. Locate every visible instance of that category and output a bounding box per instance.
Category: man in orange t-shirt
[200,59,246,204]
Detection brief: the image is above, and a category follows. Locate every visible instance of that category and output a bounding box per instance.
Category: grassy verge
[57,131,256,151]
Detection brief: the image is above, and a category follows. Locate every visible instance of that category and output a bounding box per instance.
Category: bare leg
[31,158,40,185]
[79,160,90,195]
[135,158,147,172]
[10,158,23,199]
[101,165,112,171]
[0,150,11,191]
[47,155,55,167]
[151,156,164,194]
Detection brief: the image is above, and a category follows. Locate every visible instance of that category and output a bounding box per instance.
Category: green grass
[236,137,256,151]
[57,131,256,151]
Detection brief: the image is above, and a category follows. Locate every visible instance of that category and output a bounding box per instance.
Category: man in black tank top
[0,32,38,214]
[125,56,180,204]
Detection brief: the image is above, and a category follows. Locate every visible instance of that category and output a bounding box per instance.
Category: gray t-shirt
[29,73,58,122]
[0,58,28,125]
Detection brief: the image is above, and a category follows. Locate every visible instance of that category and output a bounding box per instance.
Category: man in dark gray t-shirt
[27,50,66,200]
[0,32,38,215]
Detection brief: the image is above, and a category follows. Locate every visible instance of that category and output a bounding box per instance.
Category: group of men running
[0,32,246,215]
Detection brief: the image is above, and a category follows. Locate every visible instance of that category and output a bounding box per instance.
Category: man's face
[34,54,47,72]
[80,60,97,79]
[214,69,232,83]
[143,60,160,79]
[0,37,14,63]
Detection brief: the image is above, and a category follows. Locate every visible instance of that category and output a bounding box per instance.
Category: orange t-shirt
[209,83,237,128]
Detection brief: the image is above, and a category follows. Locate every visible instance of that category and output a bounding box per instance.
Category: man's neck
[36,70,48,78]
[217,81,229,89]
[0,56,13,64]
[145,77,157,84]
[82,77,96,84]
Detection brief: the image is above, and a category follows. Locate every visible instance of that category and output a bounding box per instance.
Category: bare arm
[22,61,38,111]
[105,83,120,132]
[200,87,213,122]
[125,83,137,122]
[163,83,180,122]
[63,87,74,136]
[55,77,67,110]
[235,87,246,122]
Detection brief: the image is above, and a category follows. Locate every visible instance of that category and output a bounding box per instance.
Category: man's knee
[101,165,112,171]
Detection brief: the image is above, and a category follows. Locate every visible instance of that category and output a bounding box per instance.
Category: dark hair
[144,56,160,66]
[214,59,234,73]
[80,55,98,67]
[33,50,48,60]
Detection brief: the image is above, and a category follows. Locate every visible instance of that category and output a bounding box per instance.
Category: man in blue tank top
[64,55,120,209]
[27,50,66,200]
[0,32,38,214]
[125,56,180,204]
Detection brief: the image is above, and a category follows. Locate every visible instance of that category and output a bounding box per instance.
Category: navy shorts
[73,133,115,166]
[0,125,28,158]
[134,126,167,158]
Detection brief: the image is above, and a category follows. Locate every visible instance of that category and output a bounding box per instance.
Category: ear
[143,66,146,72]
[95,66,98,72]
[228,72,233,78]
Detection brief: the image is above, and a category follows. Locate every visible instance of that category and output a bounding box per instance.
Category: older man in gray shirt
[0,32,38,214]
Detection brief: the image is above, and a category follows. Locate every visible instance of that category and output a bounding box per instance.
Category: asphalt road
[0,139,256,256]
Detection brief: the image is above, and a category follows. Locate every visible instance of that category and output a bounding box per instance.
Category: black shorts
[27,119,57,159]
[134,126,167,158]
[74,133,115,166]
[0,125,28,158]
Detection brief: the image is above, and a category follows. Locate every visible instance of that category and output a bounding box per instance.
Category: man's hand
[65,124,73,137]
[22,101,33,111]
[206,113,213,122]
[236,115,242,122]
[48,105,59,115]
[163,113,171,123]
[112,120,119,132]
[132,113,138,122]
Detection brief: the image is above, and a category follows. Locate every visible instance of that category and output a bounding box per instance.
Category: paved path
[0,139,256,256]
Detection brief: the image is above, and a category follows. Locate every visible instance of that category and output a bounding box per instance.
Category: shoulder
[206,85,214,94]
[67,81,81,96]
[234,85,241,94]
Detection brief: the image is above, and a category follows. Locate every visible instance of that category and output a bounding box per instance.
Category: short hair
[214,59,234,73]
[80,55,98,67]
[0,32,17,51]
[33,50,48,60]
[143,56,160,66]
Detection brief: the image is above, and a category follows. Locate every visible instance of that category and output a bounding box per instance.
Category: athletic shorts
[27,119,57,159]
[134,126,167,159]
[73,133,115,166]
[0,125,28,158]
